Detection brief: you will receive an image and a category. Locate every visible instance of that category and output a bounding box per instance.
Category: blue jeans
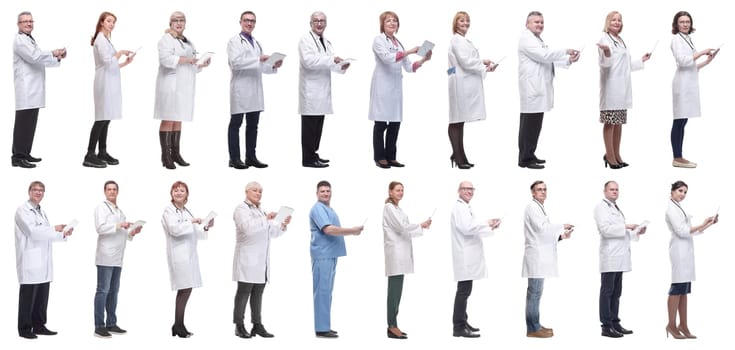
[525,278,544,332]
[312,258,337,332]
[94,266,122,328]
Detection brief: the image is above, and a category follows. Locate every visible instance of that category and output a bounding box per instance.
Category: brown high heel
[665,325,685,339]
[678,326,697,339]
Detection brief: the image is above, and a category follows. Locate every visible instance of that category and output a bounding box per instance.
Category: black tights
[174,288,192,327]
[87,120,111,154]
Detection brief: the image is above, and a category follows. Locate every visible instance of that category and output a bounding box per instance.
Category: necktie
[318,36,326,51]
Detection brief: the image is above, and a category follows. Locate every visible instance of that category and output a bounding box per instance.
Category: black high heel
[450,156,472,170]
[603,155,623,169]
[171,325,190,338]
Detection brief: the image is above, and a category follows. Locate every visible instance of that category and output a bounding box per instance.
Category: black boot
[251,323,274,338]
[159,131,175,169]
[97,150,119,165]
[235,323,251,338]
[171,130,190,166]
[83,151,107,168]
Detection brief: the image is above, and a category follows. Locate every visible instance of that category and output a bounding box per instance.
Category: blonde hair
[603,11,623,33]
[165,11,186,37]
[452,11,469,34]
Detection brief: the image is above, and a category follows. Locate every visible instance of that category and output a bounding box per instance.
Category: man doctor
[594,181,645,338]
[12,11,67,168]
[517,11,579,169]
[450,181,500,338]
[522,180,573,338]
[227,11,283,169]
[298,11,350,168]
[15,181,72,339]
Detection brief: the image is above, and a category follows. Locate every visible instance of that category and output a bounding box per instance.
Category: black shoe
[245,157,268,168]
[94,327,112,338]
[303,160,329,168]
[106,325,127,334]
[33,326,57,336]
[329,329,338,334]
[98,152,119,165]
[387,328,407,339]
[519,163,544,169]
[235,324,251,338]
[603,155,623,169]
[317,155,330,163]
[251,323,274,338]
[229,159,248,169]
[316,331,338,338]
[601,326,624,338]
[613,324,633,335]
[467,323,480,332]
[171,325,190,338]
[83,154,107,168]
[619,161,629,167]
[375,160,390,168]
[453,327,480,338]
[533,157,546,164]
[26,155,42,162]
[12,158,36,168]
[388,160,405,167]
[19,331,37,339]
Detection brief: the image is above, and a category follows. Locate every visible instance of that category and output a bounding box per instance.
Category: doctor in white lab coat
[669,11,718,169]
[450,181,500,338]
[664,180,717,339]
[231,182,289,338]
[12,11,66,169]
[517,11,578,169]
[298,11,349,168]
[84,12,135,169]
[593,181,645,337]
[447,12,496,169]
[597,11,650,169]
[382,181,431,339]
[227,11,281,169]
[522,180,573,337]
[162,181,214,338]
[15,181,72,339]
[154,12,210,170]
[368,11,431,168]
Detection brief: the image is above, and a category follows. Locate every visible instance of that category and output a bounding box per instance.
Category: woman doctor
[597,11,650,169]
[368,11,432,168]
[448,11,496,169]
[382,181,431,339]
[670,11,717,168]
[664,180,717,339]
[154,11,210,170]
[232,181,290,339]
[162,181,214,338]
[83,12,134,169]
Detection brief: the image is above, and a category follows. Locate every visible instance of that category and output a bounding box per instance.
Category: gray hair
[526,11,543,23]
[311,11,326,20]
[245,181,262,192]
[18,11,32,22]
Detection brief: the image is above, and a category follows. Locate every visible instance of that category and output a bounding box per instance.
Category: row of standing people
[14,178,718,339]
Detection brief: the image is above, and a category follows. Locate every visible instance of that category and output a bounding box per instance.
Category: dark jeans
[18,282,50,335]
[94,266,122,328]
[233,282,265,325]
[452,280,473,331]
[373,121,401,161]
[671,118,688,158]
[228,111,261,160]
[387,275,404,327]
[301,115,325,163]
[12,108,40,160]
[599,271,623,328]
[518,112,544,165]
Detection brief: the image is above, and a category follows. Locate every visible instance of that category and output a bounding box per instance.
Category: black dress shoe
[245,158,268,168]
[12,158,36,168]
[613,324,633,335]
[533,157,546,164]
[33,326,58,336]
[19,331,37,339]
[329,329,338,334]
[519,163,544,169]
[316,331,338,338]
[303,160,329,168]
[388,160,405,167]
[251,323,274,338]
[229,159,248,169]
[26,155,42,162]
[466,323,480,332]
[601,326,624,338]
[375,160,391,168]
[235,324,251,338]
[453,327,480,338]
[317,157,330,163]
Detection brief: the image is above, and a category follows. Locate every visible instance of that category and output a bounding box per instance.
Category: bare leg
[602,124,618,165]
[667,295,679,330]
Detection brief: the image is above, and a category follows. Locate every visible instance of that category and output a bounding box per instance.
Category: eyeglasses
[242,18,256,24]
[171,19,186,23]
[18,20,35,24]
[311,19,326,24]
[534,188,547,192]
[460,187,475,192]
[30,188,45,193]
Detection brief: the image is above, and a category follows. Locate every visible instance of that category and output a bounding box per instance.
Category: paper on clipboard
[63,219,78,233]
[128,220,146,232]
[418,40,434,57]
[197,51,214,64]
[265,52,286,66]
[274,206,294,224]
[631,220,649,241]
[203,211,217,227]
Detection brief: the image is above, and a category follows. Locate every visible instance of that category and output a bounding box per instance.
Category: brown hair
[104,180,118,191]
[385,181,403,205]
[671,11,695,34]
[28,181,45,192]
[170,181,189,204]
[91,12,116,46]
[379,11,399,34]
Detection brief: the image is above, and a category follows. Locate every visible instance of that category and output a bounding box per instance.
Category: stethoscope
[603,198,625,219]
[385,34,405,52]
[308,31,331,53]
[103,201,124,217]
[533,199,547,217]
[678,32,695,51]
[30,205,48,225]
[240,33,262,53]
[174,206,194,222]
[670,198,689,219]
[606,32,627,48]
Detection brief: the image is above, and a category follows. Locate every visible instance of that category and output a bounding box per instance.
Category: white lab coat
[594,199,635,273]
[517,29,570,113]
[15,201,66,284]
[228,33,277,115]
[232,202,285,283]
[671,33,701,119]
[154,34,199,121]
[93,34,123,120]
[451,199,494,281]
[298,31,344,115]
[598,33,644,110]
[665,199,696,283]
[383,203,423,276]
[522,200,564,278]
[95,200,133,267]
[448,33,487,123]
[162,203,208,290]
[368,33,415,122]
[13,32,60,110]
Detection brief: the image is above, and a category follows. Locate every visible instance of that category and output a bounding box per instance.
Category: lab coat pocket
[173,242,191,266]
[22,247,43,271]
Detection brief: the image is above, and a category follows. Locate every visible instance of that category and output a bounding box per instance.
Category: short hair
[603,11,623,34]
[241,11,255,21]
[526,11,543,23]
[385,181,403,205]
[530,180,545,191]
[379,11,399,34]
[311,11,326,20]
[170,181,189,204]
[672,11,695,34]
[169,11,185,26]
[104,180,119,191]
[17,11,32,22]
[671,180,688,192]
[603,180,617,189]
[28,181,45,192]
[452,11,469,34]
[245,181,262,192]
[316,180,331,190]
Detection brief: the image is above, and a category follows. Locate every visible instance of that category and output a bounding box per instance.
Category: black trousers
[518,112,544,165]
[599,271,623,328]
[233,282,266,325]
[18,282,50,334]
[12,108,40,160]
[301,115,325,163]
[373,121,401,161]
[228,111,261,161]
[452,280,473,330]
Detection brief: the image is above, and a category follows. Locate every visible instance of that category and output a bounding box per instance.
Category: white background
[1,0,732,349]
